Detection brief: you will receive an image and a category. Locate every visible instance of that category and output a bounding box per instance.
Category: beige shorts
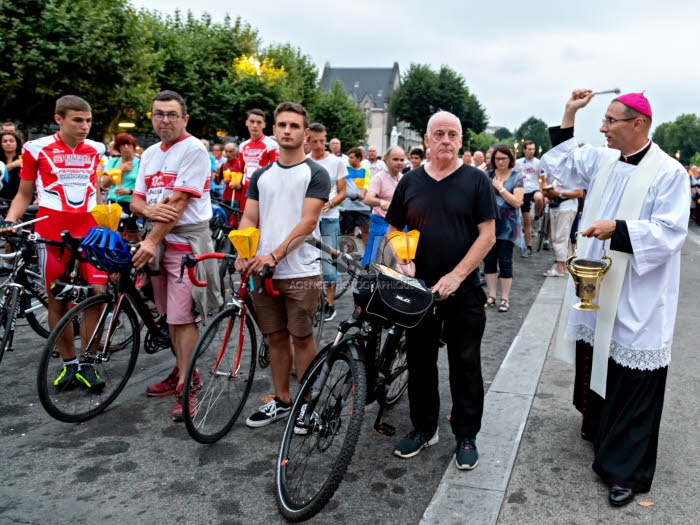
[251,276,322,337]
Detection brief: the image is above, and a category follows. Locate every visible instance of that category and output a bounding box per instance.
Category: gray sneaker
[394,428,439,458]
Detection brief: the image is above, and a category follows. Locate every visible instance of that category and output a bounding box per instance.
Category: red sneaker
[147,367,179,397]
[172,384,197,422]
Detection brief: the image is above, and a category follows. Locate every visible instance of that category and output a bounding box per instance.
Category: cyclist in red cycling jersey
[0,95,107,390]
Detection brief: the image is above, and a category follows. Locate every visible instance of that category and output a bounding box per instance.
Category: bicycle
[275,236,428,522]
[0,227,89,364]
[332,235,364,299]
[36,228,171,423]
[178,252,276,443]
[535,200,550,252]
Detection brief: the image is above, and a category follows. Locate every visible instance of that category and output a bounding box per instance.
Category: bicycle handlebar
[304,235,365,273]
[178,252,229,287]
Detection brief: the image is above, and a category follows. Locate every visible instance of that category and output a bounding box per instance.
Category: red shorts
[35,208,108,288]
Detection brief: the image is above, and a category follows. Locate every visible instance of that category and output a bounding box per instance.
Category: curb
[421,275,567,524]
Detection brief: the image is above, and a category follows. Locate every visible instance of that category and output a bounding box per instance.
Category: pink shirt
[367,170,402,218]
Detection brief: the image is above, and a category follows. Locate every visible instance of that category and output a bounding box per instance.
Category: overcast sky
[131,0,698,147]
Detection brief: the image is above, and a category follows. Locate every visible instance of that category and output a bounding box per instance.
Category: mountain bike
[276,236,430,522]
[37,241,171,423]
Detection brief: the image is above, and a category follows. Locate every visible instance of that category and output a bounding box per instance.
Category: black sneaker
[324,303,336,322]
[75,364,106,392]
[53,363,79,389]
[245,396,291,428]
[455,437,479,470]
[393,428,439,458]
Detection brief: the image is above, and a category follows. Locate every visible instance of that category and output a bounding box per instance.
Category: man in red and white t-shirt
[0,95,107,390]
[131,90,217,422]
[238,108,279,213]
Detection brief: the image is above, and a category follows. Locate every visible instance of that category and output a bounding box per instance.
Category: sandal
[484,296,496,308]
[498,299,510,312]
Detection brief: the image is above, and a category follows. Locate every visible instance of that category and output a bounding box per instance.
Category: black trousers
[405,286,486,440]
[574,341,667,492]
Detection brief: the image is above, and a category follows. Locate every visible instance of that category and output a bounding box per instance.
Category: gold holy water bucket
[566,234,612,311]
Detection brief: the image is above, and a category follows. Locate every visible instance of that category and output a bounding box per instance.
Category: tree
[0,0,160,139]
[263,43,320,110]
[468,131,497,154]
[389,64,487,137]
[652,114,700,165]
[494,127,513,141]
[514,117,552,157]
[145,10,260,139]
[309,81,367,149]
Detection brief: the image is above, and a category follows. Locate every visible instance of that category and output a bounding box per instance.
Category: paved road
[0,247,554,525]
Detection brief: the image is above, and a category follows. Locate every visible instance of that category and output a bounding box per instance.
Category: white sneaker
[294,403,319,435]
[245,396,291,428]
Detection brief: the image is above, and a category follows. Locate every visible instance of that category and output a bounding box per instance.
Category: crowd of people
[0,87,692,508]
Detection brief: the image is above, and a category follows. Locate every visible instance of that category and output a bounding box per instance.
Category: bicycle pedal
[375,422,395,436]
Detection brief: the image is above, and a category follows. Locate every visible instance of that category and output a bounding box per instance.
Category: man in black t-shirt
[385,111,497,470]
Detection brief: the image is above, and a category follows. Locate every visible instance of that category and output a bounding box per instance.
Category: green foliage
[0,0,160,138]
[389,64,486,137]
[263,43,320,110]
[467,131,497,154]
[309,81,367,149]
[514,117,552,157]
[652,114,700,165]
[689,152,700,167]
[494,127,513,141]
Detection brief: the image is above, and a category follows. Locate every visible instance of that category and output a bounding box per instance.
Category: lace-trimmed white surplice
[541,138,689,373]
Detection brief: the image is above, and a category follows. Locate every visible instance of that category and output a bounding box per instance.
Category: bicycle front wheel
[183,306,257,444]
[276,345,366,522]
[0,287,20,364]
[23,280,50,338]
[37,294,140,423]
[378,330,409,407]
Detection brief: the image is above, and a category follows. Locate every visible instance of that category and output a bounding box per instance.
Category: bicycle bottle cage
[354,264,434,329]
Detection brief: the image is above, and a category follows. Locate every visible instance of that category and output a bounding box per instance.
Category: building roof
[321,63,400,110]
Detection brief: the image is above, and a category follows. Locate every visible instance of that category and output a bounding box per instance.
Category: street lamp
[514,141,519,157]
[118,122,135,129]
[675,151,681,161]
[538,146,542,156]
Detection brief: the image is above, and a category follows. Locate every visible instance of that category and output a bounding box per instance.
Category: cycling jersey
[239,135,279,184]
[19,133,105,212]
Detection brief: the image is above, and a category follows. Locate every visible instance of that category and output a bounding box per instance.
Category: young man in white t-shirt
[131,90,216,422]
[514,140,544,255]
[307,123,347,320]
[235,102,331,427]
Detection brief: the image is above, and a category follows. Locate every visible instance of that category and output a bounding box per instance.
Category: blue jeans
[362,214,390,266]
[320,218,340,283]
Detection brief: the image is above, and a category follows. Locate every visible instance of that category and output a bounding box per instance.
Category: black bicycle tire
[333,271,356,300]
[183,306,257,444]
[37,294,140,423]
[314,290,325,350]
[536,212,547,252]
[377,330,409,408]
[0,287,19,364]
[23,283,50,338]
[276,345,367,522]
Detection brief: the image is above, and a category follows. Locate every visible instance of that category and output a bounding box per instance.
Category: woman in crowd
[100,133,140,241]
[483,144,523,312]
[0,130,23,202]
